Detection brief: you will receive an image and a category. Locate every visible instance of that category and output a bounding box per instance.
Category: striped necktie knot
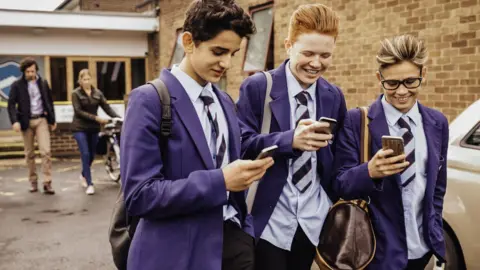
[398,116,415,188]
[295,91,309,106]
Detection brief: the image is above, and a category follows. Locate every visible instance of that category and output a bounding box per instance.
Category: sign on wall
[54,103,125,123]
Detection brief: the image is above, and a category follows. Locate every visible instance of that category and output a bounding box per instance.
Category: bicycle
[99,118,123,182]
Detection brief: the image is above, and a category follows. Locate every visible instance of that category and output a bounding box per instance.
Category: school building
[0,0,479,157]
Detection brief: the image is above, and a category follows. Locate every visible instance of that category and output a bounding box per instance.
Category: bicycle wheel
[105,140,121,182]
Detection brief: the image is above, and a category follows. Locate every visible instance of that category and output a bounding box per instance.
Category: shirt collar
[285,61,316,99]
[381,95,421,127]
[171,65,213,103]
[27,75,39,85]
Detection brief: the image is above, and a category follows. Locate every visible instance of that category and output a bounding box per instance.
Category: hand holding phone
[256,145,278,160]
[381,136,405,158]
[317,117,337,134]
[367,136,409,179]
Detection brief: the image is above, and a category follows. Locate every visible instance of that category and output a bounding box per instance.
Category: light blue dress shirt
[260,62,332,250]
[381,96,430,259]
[28,77,44,115]
[171,66,239,225]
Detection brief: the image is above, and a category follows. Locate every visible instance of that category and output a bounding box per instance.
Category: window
[243,3,274,73]
[462,122,480,149]
[169,29,185,68]
[50,57,67,101]
[131,58,146,90]
[96,61,126,100]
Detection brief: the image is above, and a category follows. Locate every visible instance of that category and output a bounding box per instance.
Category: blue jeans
[73,132,99,186]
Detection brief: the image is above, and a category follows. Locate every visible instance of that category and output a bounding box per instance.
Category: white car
[429,99,480,270]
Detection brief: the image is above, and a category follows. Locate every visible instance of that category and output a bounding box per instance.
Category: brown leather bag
[315,106,376,270]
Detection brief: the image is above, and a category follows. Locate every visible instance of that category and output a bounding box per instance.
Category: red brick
[459,94,476,101]
[452,40,467,47]
[460,47,476,54]
[445,2,460,10]
[459,63,476,70]
[460,15,476,23]
[460,32,476,39]
[461,0,478,8]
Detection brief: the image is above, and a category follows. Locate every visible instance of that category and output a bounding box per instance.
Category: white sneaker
[86,185,95,195]
[80,175,88,188]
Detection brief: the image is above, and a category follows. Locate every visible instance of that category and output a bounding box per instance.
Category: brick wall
[158,0,480,122]
[50,124,80,157]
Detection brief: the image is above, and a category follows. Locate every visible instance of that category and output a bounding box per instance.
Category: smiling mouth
[396,96,411,102]
[304,68,321,75]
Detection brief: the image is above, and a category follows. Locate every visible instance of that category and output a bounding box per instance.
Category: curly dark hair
[20,57,39,73]
[183,0,256,44]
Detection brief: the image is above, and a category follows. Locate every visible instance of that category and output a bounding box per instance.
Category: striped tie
[200,90,226,169]
[292,91,313,193]
[398,117,415,187]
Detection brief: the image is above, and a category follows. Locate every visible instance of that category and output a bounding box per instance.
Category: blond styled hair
[77,69,92,85]
[287,4,339,42]
[376,34,428,70]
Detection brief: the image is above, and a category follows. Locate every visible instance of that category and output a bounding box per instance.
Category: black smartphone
[318,117,337,134]
[381,136,405,158]
[256,145,278,160]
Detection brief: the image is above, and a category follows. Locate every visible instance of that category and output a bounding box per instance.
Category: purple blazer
[333,96,448,269]
[236,60,347,238]
[120,69,253,270]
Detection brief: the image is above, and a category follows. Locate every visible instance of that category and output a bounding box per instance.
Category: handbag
[315,106,376,270]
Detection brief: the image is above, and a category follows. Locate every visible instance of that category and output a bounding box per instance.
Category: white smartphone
[256,145,278,160]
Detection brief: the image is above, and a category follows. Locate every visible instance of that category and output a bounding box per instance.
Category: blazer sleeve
[72,91,97,121]
[7,82,19,124]
[99,92,120,118]
[433,116,449,224]
[236,73,299,160]
[121,87,227,220]
[333,110,380,199]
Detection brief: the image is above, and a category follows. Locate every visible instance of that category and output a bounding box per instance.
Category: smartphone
[256,145,278,160]
[381,136,405,158]
[318,117,337,134]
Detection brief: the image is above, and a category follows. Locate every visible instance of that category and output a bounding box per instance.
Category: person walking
[71,69,120,195]
[7,57,56,194]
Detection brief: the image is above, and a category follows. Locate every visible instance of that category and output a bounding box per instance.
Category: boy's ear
[182,32,195,54]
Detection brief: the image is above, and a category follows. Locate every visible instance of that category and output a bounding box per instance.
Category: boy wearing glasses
[333,34,449,269]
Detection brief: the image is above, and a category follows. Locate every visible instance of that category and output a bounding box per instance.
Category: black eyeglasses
[379,71,423,91]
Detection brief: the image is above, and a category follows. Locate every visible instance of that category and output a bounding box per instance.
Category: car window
[463,123,480,149]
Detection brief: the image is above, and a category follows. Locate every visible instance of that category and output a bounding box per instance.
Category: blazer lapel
[269,61,291,132]
[315,79,335,120]
[214,87,240,162]
[419,103,442,191]
[367,96,390,151]
[160,69,215,169]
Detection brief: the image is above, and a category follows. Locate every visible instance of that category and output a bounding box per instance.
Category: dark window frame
[242,2,274,74]
[460,121,480,150]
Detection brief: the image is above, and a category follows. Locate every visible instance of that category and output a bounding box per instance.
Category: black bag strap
[148,79,172,137]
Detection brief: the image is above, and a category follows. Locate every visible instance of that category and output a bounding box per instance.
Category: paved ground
[0,159,119,270]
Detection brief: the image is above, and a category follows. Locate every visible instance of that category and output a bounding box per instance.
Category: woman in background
[71,69,120,195]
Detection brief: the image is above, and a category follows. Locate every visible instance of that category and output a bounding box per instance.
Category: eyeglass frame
[378,69,423,91]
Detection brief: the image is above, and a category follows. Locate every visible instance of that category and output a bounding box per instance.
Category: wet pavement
[0,159,119,270]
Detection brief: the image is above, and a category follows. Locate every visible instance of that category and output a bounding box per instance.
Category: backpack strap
[246,71,273,214]
[148,79,172,137]
[260,71,273,134]
[359,106,371,163]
